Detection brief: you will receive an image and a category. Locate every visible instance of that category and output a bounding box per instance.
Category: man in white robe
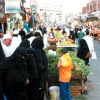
[83,31,94,53]
[2,34,12,57]
[10,30,22,54]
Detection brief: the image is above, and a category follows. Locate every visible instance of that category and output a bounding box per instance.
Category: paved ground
[44,39,100,100]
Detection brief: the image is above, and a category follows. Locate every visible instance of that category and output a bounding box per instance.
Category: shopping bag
[84,51,92,58]
[92,51,97,59]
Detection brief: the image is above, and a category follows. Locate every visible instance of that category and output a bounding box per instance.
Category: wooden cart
[46,74,84,97]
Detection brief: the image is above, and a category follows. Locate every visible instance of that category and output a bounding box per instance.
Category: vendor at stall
[55,28,61,39]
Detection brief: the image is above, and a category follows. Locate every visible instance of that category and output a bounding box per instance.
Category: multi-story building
[82,0,100,27]
[82,0,100,14]
[30,0,63,25]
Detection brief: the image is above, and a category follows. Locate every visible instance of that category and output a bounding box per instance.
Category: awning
[5,0,21,13]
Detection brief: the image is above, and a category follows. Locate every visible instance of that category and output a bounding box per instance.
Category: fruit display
[59,41,77,46]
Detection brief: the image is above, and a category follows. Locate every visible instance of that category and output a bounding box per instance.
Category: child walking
[57,48,73,100]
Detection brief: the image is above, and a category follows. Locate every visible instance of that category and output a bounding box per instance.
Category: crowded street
[0,0,100,100]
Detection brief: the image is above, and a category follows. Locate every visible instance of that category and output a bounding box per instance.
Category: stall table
[48,39,60,45]
[91,30,100,40]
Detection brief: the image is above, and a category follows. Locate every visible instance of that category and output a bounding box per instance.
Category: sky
[26,0,89,14]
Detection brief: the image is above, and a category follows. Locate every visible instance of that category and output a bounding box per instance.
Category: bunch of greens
[56,47,63,56]
[69,51,90,79]
[45,49,60,78]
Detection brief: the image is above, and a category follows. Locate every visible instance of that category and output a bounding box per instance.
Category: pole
[97,0,98,11]
[13,14,15,28]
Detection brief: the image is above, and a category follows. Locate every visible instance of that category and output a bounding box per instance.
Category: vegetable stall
[45,48,90,97]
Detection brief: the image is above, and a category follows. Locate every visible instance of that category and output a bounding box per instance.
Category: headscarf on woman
[77,39,89,65]
[1,47,28,100]
[31,38,48,100]
[26,48,39,100]
[19,28,26,40]
[26,48,38,79]
[19,39,30,49]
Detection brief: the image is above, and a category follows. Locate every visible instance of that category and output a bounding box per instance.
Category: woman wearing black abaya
[19,39,30,49]
[1,47,29,100]
[76,39,89,65]
[0,41,6,100]
[31,38,48,100]
[19,28,26,40]
[26,48,39,100]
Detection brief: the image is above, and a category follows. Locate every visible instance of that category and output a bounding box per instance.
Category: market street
[72,39,100,100]
[44,39,100,100]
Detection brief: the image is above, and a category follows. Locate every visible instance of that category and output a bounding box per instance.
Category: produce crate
[46,74,84,97]
[71,74,84,95]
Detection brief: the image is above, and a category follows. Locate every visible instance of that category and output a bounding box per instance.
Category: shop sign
[5,0,20,13]
[31,6,37,13]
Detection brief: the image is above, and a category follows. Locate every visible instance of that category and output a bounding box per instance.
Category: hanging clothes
[0,22,7,34]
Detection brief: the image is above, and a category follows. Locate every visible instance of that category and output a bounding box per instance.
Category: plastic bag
[92,51,97,59]
[61,56,70,67]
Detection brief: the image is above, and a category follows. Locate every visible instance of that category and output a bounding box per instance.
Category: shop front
[86,17,99,27]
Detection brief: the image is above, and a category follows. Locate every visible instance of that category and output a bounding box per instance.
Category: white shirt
[35,30,42,36]
[43,34,49,49]
[1,43,11,57]
[66,28,70,35]
[83,35,94,53]
[10,37,22,54]
[28,36,36,45]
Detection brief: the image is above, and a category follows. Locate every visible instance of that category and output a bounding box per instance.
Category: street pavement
[44,39,100,100]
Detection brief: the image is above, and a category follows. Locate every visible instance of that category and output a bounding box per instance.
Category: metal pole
[97,0,98,11]
[13,14,15,28]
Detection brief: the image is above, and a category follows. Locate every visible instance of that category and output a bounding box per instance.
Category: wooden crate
[71,74,84,94]
[46,74,84,97]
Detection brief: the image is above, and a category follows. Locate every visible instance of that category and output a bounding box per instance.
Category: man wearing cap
[0,29,4,42]
[1,34,12,57]
[10,30,22,54]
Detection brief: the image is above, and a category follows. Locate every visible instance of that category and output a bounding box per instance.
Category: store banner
[5,0,20,13]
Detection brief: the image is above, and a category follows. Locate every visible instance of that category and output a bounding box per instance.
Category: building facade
[30,0,63,25]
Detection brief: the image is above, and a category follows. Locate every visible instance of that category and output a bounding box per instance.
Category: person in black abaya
[69,29,75,42]
[0,41,5,100]
[26,48,39,100]
[76,39,90,65]
[19,28,26,40]
[1,47,29,100]
[25,32,33,39]
[31,38,48,100]
[19,39,30,49]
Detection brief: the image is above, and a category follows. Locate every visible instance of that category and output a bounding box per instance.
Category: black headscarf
[31,38,48,88]
[78,39,89,54]
[26,48,39,79]
[0,42,5,64]
[25,33,33,39]
[1,47,28,83]
[19,30,26,40]
[19,39,30,49]
[31,38,44,50]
